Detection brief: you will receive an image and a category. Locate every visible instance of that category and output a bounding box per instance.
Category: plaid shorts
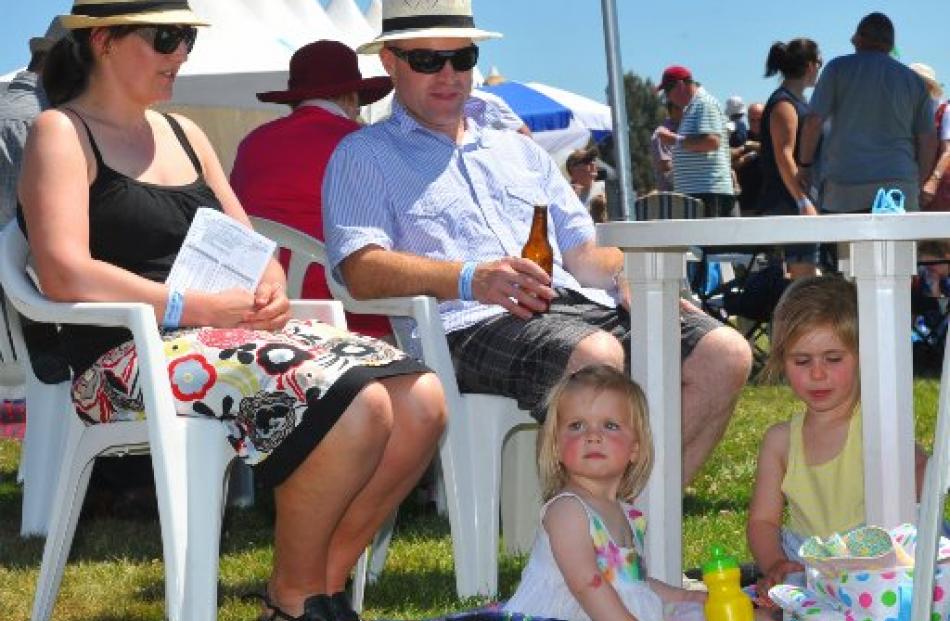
[445,288,721,420]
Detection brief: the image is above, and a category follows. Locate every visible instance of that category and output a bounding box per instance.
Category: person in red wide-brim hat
[232,40,395,341]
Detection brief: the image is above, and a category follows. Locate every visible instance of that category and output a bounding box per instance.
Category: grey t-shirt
[0,71,48,227]
[809,51,934,184]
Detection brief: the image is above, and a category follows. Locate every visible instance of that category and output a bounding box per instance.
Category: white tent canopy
[365,0,383,32]
[326,0,376,48]
[160,0,391,171]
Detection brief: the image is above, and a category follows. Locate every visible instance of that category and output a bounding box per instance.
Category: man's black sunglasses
[132,25,198,55]
[387,45,479,74]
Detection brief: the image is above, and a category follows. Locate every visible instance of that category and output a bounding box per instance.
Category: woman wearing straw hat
[16,2,446,620]
[911,62,950,211]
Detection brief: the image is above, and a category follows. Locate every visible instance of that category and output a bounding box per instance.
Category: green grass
[0,379,942,620]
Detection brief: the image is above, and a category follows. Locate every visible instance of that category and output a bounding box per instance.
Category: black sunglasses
[132,25,198,55]
[387,45,479,74]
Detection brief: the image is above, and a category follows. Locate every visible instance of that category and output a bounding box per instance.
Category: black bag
[722,257,790,323]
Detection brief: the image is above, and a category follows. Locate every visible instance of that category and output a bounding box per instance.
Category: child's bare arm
[545,497,638,621]
[748,423,803,591]
[647,578,707,605]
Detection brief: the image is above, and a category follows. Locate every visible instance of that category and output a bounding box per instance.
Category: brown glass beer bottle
[522,205,554,310]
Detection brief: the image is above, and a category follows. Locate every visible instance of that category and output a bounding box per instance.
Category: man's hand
[470,257,556,320]
[922,176,939,208]
[655,125,681,146]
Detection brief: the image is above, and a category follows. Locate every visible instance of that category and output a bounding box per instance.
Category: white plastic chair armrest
[289,299,346,328]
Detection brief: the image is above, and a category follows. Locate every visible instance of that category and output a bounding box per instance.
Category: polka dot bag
[769,524,950,621]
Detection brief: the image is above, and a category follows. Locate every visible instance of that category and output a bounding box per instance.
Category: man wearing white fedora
[324,0,752,486]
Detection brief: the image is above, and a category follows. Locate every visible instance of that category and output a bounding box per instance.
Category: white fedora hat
[357,0,501,55]
[59,0,209,30]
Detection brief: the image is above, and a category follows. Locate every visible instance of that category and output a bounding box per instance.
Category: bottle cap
[702,544,739,574]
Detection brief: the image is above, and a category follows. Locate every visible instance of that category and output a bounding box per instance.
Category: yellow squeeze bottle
[702,545,753,621]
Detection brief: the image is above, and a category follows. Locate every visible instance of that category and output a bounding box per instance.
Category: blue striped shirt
[672,87,734,195]
[323,97,613,351]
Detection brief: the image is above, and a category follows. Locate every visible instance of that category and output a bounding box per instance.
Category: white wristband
[795,196,812,213]
[674,134,684,148]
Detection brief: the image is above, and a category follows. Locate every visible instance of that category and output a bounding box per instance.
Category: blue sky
[2,1,947,110]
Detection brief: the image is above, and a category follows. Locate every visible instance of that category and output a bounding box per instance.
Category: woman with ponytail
[757,38,823,279]
[16,2,446,619]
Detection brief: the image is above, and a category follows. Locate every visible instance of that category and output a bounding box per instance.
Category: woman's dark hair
[765,38,820,80]
[43,26,138,106]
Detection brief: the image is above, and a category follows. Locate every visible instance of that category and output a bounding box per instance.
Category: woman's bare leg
[267,382,395,617]
[325,372,446,591]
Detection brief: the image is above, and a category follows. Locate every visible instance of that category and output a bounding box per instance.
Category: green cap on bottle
[702,544,739,574]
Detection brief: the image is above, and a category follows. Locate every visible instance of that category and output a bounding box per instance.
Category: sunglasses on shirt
[132,25,198,55]
[387,45,479,74]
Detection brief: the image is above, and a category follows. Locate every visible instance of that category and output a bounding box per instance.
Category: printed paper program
[166,208,276,293]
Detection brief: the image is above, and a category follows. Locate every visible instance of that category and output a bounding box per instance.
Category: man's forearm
[917,132,940,184]
[340,246,462,301]
[563,242,623,290]
[682,133,720,153]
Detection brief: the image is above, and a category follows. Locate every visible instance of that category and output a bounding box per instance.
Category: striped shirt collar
[389,96,491,148]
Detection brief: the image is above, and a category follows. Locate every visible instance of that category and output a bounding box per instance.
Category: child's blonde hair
[537,365,654,502]
[762,275,858,383]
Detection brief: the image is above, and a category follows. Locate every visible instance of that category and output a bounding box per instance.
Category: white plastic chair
[250,216,541,597]
[0,221,347,621]
[911,328,950,621]
[0,295,25,399]
[0,291,30,489]
[633,191,707,221]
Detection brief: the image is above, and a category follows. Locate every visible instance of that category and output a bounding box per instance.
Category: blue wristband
[458,262,477,302]
[162,289,185,329]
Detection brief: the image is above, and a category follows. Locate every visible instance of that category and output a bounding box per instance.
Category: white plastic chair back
[0,295,25,397]
[634,192,707,221]
[250,216,539,597]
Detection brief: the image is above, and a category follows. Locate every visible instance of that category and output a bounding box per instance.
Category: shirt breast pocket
[404,186,464,245]
[503,185,546,228]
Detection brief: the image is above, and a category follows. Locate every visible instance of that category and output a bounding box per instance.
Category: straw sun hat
[59,0,209,30]
[28,17,67,54]
[910,62,944,99]
[357,0,501,55]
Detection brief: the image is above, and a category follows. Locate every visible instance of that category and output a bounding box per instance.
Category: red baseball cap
[657,65,693,92]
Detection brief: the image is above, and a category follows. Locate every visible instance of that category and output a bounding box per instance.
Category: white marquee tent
[160,0,361,172]
[2,0,596,172]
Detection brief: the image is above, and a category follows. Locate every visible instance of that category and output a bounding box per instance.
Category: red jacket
[231,105,390,338]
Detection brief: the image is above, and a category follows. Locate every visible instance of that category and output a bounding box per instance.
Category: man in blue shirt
[324,0,752,484]
[798,12,937,212]
[1,17,64,226]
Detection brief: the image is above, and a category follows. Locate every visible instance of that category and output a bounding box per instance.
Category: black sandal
[245,589,335,621]
[328,591,361,621]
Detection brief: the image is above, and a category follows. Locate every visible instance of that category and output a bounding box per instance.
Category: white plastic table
[597,212,950,585]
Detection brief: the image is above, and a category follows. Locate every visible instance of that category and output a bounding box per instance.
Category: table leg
[627,250,684,585]
[850,240,916,528]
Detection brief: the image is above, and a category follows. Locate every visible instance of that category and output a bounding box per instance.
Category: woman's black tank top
[756,86,810,216]
[17,111,223,375]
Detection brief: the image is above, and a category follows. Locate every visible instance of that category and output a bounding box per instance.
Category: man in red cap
[231,40,393,338]
[654,65,736,217]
